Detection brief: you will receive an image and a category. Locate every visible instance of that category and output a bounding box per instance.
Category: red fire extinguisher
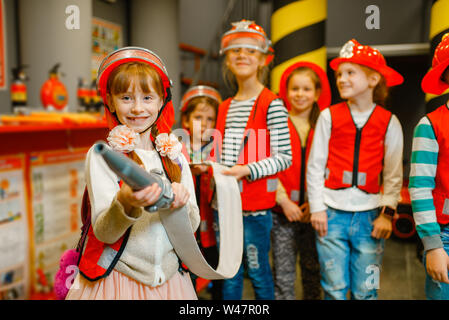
[77,77,90,111]
[11,65,28,112]
[40,63,68,111]
[88,78,103,112]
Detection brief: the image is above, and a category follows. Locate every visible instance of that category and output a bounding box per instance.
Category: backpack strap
[76,187,91,253]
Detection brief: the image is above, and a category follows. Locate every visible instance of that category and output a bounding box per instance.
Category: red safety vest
[77,183,131,281]
[276,119,314,206]
[324,102,392,194]
[426,104,449,225]
[215,88,280,211]
[182,143,216,248]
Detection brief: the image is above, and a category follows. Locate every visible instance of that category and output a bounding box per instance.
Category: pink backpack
[53,188,91,300]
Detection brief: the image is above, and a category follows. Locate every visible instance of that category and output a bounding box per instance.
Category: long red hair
[106,62,181,182]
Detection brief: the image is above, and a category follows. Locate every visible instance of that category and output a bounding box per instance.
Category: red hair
[105,62,181,182]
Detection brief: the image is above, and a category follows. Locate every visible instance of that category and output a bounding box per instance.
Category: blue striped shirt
[409,116,443,251]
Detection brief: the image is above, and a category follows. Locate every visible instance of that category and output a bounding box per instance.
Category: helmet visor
[220,32,269,55]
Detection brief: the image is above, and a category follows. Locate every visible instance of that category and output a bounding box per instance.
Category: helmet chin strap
[141,86,172,135]
[110,87,172,135]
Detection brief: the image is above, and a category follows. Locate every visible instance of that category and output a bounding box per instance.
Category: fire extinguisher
[88,78,103,113]
[11,65,29,113]
[77,77,90,112]
[40,63,68,111]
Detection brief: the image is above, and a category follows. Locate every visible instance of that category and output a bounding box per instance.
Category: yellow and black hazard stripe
[270,0,327,94]
[426,0,449,113]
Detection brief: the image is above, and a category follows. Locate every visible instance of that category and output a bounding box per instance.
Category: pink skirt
[65,270,198,300]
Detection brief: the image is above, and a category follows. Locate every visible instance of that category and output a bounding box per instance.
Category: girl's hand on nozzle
[170,182,190,209]
[426,248,449,284]
[311,210,328,237]
[117,182,162,214]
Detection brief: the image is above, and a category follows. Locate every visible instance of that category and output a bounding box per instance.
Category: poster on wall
[0,155,29,300]
[91,17,123,81]
[0,0,7,90]
[29,149,87,295]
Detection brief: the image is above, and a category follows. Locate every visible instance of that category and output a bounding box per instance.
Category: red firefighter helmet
[96,47,174,133]
[220,20,274,65]
[278,61,331,111]
[330,39,403,87]
[421,33,449,95]
[180,85,222,112]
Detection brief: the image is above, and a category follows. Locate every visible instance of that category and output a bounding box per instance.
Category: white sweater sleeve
[306,108,332,214]
[85,146,121,224]
[178,153,200,232]
[85,146,145,244]
[379,114,404,209]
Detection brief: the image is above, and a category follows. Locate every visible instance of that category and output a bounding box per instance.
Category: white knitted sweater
[85,145,200,287]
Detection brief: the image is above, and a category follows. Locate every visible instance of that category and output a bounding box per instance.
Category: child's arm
[276,181,302,222]
[409,117,449,283]
[409,117,441,249]
[426,248,449,283]
[307,109,331,214]
[371,115,404,239]
[117,182,162,214]
[85,147,145,244]
[246,99,293,180]
[307,109,332,236]
[379,115,404,212]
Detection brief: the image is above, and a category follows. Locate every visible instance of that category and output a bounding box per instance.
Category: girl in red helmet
[66,47,199,300]
[272,61,331,300]
[409,33,449,299]
[179,85,222,299]
[307,39,404,300]
[215,20,292,300]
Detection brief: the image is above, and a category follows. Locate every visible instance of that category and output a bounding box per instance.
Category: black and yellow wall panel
[270,0,327,94]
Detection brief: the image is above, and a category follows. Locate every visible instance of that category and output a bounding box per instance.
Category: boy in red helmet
[307,39,404,300]
[409,33,449,299]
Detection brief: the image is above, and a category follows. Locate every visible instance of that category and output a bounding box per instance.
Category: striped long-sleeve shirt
[220,96,292,216]
[409,116,443,252]
[221,96,292,180]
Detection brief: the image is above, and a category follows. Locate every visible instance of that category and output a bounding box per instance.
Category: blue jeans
[315,207,384,300]
[423,224,449,300]
[214,209,275,300]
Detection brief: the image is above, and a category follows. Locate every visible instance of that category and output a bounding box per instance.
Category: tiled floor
[198,236,427,300]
